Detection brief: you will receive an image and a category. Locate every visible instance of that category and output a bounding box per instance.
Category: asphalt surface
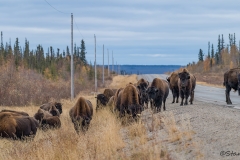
[138,74,240,109]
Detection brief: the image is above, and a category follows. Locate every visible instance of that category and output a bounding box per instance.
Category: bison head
[128,104,143,119]
[74,115,92,132]
[147,86,158,100]
[178,72,190,90]
[166,76,170,83]
[55,102,62,114]
[96,94,109,106]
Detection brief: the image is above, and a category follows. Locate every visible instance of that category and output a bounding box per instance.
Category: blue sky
[1,0,240,65]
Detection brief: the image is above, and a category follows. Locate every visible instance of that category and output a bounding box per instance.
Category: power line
[44,0,70,14]
[73,19,85,40]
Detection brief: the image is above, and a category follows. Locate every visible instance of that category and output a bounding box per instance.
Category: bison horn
[136,114,141,117]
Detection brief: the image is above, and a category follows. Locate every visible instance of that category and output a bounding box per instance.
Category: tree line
[0,31,93,80]
[190,33,240,71]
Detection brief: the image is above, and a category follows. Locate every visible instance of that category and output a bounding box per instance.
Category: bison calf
[69,97,93,133]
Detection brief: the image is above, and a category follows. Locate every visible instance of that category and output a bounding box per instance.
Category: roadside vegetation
[0,31,112,106]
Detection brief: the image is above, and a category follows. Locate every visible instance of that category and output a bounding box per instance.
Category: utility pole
[108,49,109,77]
[112,51,113,75]
[71,13,74,100]
[94,34,97,92]
[116,61,117,74]
[103,44,104,85]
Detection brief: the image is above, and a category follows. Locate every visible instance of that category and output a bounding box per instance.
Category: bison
[0,109,29,116]
[137,78,149,108]
[34,109,61,129]
[166,72,179,103]
[119,84,143,119]
[69,97,93,133]
[41,116,61,129]
[178,68,196,106]
[0,112,39,139]
[223,68,240,104]
[147,78,169,112]
[40,102,62,115]
[113,88,124,113]
[96,88,116,111]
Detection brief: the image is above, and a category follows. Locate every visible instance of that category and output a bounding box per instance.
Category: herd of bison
[0,67,239,140]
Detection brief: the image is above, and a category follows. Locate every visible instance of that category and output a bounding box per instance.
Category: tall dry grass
[0,74,203,160]
[0,95,125,160]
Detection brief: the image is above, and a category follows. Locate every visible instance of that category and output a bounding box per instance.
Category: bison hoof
[180,103,183,106]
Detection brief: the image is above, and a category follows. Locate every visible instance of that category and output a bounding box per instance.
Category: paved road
[138,74,240,109]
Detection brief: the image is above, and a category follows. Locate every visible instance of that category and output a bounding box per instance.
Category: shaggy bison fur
[69,97,93,133]
[119,84,143,119]
[0,112,39,139]
[96,88,116,110]
[223,68,240,104]
[34,109,61,130]
[178,68,196,106]
[147,78,169,112]
[0,109,29,116]
[166,71,179,103]
[137,78,149,108]
[40,102,62,115]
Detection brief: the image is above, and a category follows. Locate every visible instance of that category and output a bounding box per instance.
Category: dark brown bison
[147,78,169,112]
[41,116,61,129]
[178,68,196,106]
[0,109,29,116]
[40,102,62,115]
[0,112,39,139]
[96,88,116,111]
[69,97,93,133]
[118,84,143,119]
[34,109,52,121]
[223,68,240,104]
[113,88,124,113]
[137,78,149,108]
[34,109,61,129]
[166,72,179,103]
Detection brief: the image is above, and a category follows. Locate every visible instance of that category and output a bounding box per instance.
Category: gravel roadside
[141,96,240,160]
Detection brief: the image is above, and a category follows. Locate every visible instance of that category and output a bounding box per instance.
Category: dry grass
[109,74,138,89]
[0,94,125,160]
[0,74,204,160]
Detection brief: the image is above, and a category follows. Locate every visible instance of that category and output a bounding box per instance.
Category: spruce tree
[198,49,204,61]
[208,42,210,58]
[80,39,87,65]
[211,44,214,58]
[234,33,236,45]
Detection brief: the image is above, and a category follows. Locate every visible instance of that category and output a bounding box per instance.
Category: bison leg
[180,91,184,106]
[163,98,166,111]
[172,90,175,103]
[184,95,189,105]
[189,90,194,104]
[226,86,232,104]
[176,88,179,103]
